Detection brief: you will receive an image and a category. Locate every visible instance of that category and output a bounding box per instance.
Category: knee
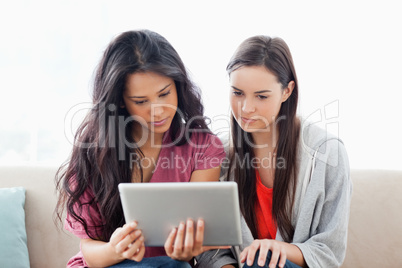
[165,259,192,268]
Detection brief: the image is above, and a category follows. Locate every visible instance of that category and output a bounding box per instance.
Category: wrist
[105,241,125,263]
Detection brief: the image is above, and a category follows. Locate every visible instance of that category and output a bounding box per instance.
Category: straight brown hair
[226,36,300,242]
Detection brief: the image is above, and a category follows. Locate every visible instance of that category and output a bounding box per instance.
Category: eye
[257,95,268,100]
[232,91,243,96]
[134,100,147,105]
[159,90,171,97]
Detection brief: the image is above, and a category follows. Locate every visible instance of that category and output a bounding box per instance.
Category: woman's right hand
[164,218,231,262]
[240,239,287,268]
[108,221,146,262]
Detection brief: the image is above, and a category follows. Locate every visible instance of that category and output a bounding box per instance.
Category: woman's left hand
[240,239,287,268]
[164,218,230,261]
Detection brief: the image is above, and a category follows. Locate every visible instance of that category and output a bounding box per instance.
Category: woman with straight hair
[55,29,226,268]
[196,36,352,268]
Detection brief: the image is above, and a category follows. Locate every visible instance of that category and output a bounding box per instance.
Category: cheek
[259,100,281,118]
[168,91,178,109]
[230,97,240,115]
[127,105,148,119]
[169,106,178,117]
[171,95,178,109]
[166,99,178,116]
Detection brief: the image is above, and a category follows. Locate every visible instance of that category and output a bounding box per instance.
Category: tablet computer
[118,181,242,247]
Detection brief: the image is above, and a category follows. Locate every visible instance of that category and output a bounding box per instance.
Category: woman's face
[123,71,178,140]
[229,65,293,134]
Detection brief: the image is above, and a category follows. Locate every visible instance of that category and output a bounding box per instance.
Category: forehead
[230,66,281,91]
[125,72,174,95]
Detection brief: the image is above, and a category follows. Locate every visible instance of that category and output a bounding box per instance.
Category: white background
[0,0,401,170]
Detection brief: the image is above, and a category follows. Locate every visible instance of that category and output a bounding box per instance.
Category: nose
[151,104,164,117]
[241,98,255,114]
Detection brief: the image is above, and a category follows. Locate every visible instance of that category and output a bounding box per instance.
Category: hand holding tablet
[164,218,231,261]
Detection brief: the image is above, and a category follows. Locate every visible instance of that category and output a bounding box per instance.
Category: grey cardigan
[195,120,352,268]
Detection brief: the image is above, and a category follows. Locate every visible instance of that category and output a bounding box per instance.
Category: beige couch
[1,166,401,267]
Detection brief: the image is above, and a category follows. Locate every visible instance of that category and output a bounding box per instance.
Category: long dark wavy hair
[226,36,300,242]
[55,30,209,241]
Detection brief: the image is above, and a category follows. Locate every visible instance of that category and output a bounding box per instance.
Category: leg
[242,250,302,268]
[107,256,192,268]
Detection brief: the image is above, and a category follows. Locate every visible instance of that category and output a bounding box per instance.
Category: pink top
[65,130,226,267]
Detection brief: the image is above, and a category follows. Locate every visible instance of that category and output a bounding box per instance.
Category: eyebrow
[231,86,272,94]
[129,83,171,99]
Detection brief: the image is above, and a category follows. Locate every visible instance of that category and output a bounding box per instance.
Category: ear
[282,81,295,102]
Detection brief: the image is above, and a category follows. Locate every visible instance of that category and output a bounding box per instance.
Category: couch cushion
[342,169,402,267]
[0,166,80,268]
[0,187,30,268]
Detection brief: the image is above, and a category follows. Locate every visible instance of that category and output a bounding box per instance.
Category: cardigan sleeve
[292,139,352,268]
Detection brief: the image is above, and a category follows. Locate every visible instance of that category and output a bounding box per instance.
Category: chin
[242,128,257,133]
[149,124,171,135]
[238,122,259,132]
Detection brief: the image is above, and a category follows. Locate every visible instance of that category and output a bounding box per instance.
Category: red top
[255,170,277,239]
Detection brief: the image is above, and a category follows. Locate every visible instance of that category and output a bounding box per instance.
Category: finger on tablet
[183,218,195,254]
[115,221,137,239]
[164,228,177,255]
[173,221,185,252]
[194,218,204,250]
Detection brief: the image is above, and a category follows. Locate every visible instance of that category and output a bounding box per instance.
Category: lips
[151,118,168,126]
[241,117,257,124]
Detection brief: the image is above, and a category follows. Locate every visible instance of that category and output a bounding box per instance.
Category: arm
[81,222,145,267]
[293,140,352,267]
[189,165,221,182]
[241,140,351,268]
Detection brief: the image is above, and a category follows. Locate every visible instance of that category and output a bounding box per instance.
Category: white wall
[0,0,401,170]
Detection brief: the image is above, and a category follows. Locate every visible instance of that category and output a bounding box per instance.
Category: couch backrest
[1,166,402,267]
[342,169,402,267]
[0,166,79,268]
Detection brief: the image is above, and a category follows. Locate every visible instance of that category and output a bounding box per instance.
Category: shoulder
[297,118,350,185]
[300,118,336,149]
[164,128,223,147]
[164,129,226,159]
[299,117,347,160]
[298,118,350,189]
[189,130,224,147]
[216,131,230,156]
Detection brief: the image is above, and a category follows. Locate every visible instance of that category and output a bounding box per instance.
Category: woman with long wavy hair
[55,30,226,268]
[196,36,352,268]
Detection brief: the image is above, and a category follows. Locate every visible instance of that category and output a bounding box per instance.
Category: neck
[133,128,164,151]
[251,127,279,152]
